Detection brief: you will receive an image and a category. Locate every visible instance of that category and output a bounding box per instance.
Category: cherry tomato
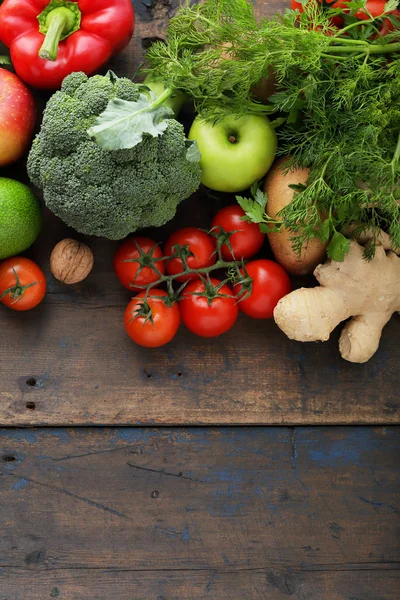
[114,237,165,291]
[378,10,400,34]
[233,259,291,319]
[291,0,345,11]
[0,257,46,311]
[124,290,180,348]
[292,0,345,26]
[164,227,216,282]
[355,0,386,19]
[292,0,392,27]
[211,205,265,261]
[180,277,239,338]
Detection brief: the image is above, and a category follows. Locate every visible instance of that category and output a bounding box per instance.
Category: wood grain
[0,0,399,426]
[0,426,399,599]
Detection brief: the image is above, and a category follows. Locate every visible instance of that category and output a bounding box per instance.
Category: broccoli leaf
[185,140,201,163]
[88,92,174,151]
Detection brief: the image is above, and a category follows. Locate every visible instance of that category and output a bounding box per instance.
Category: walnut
[50,239,94,284]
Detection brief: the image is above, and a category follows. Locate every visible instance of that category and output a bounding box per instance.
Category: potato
[264,158,327,275]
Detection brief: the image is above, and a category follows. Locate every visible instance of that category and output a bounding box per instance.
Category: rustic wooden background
[0,426,399,599]
[0,0,399,426]
[0,2,399,599]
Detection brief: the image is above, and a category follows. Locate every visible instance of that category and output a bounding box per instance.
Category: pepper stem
[38,1,82,62]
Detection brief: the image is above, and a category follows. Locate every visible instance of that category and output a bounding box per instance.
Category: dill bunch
[145,0,400,259]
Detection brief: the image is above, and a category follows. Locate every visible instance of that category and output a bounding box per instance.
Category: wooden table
[0,427,399,599]
[0,1,399,598]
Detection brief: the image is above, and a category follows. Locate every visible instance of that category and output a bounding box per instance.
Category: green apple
[188,114,277,193]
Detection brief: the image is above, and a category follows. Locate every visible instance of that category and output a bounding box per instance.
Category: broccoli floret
[27,72,201,239]
[61,71,88,96]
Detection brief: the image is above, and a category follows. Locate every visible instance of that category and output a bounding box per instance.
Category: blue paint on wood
[155,525,190,541]
[210,487,248,517]
[0,429,70,444]
[11,477,28,491]
[205,574,216,593]
[298,427,398,467]
[112,429,157,444]
[0,429,37,444]
[222,554,231,565]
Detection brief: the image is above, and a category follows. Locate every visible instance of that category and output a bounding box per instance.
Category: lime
[0,178,42,260]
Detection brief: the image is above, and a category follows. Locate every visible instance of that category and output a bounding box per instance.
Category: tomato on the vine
[164,227,216,282]
[211,205,265,261]
[180,277,238,338]
[233,259,291,319]
[0,257,46,311]
[114,237,165,292]
[291,0,393,27]
[124,290,180,348]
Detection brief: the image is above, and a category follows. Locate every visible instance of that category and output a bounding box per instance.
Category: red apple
[0,68,36,167]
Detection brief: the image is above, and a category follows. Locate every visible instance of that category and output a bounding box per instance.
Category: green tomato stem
[137,259,240,292]
[0,269,37,304]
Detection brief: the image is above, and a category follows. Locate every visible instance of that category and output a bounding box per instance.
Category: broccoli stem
[148,87,175,110]
[38,6,79,61]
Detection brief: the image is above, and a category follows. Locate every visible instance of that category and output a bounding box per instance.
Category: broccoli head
[27,72,201,240]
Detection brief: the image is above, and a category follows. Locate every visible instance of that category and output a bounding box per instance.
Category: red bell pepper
[0,0,135,90]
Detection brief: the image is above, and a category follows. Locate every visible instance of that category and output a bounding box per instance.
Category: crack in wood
[126,462,205,483]
[49,445,135,462]
[3,472,129,519]
[358,496,398,513]
[0,563,398,573]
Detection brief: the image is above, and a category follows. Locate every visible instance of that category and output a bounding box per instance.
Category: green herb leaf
[384,0,398,14]
[88,93,174,151]
[236,189,267,224]
[0,56,11,65]
[259,223,273,234]
[236,195,257,220]
[269,117,287,129]
[320,219,331,243]
[327,232,351,262]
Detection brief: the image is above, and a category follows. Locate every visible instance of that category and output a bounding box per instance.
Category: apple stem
[229,135,237,144]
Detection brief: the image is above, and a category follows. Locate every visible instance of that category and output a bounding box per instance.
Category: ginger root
[273,237,400,363]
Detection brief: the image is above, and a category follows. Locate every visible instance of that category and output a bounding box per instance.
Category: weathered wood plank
[0,427,399,598]
[1,569,399,600]
[1,0,399,426]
